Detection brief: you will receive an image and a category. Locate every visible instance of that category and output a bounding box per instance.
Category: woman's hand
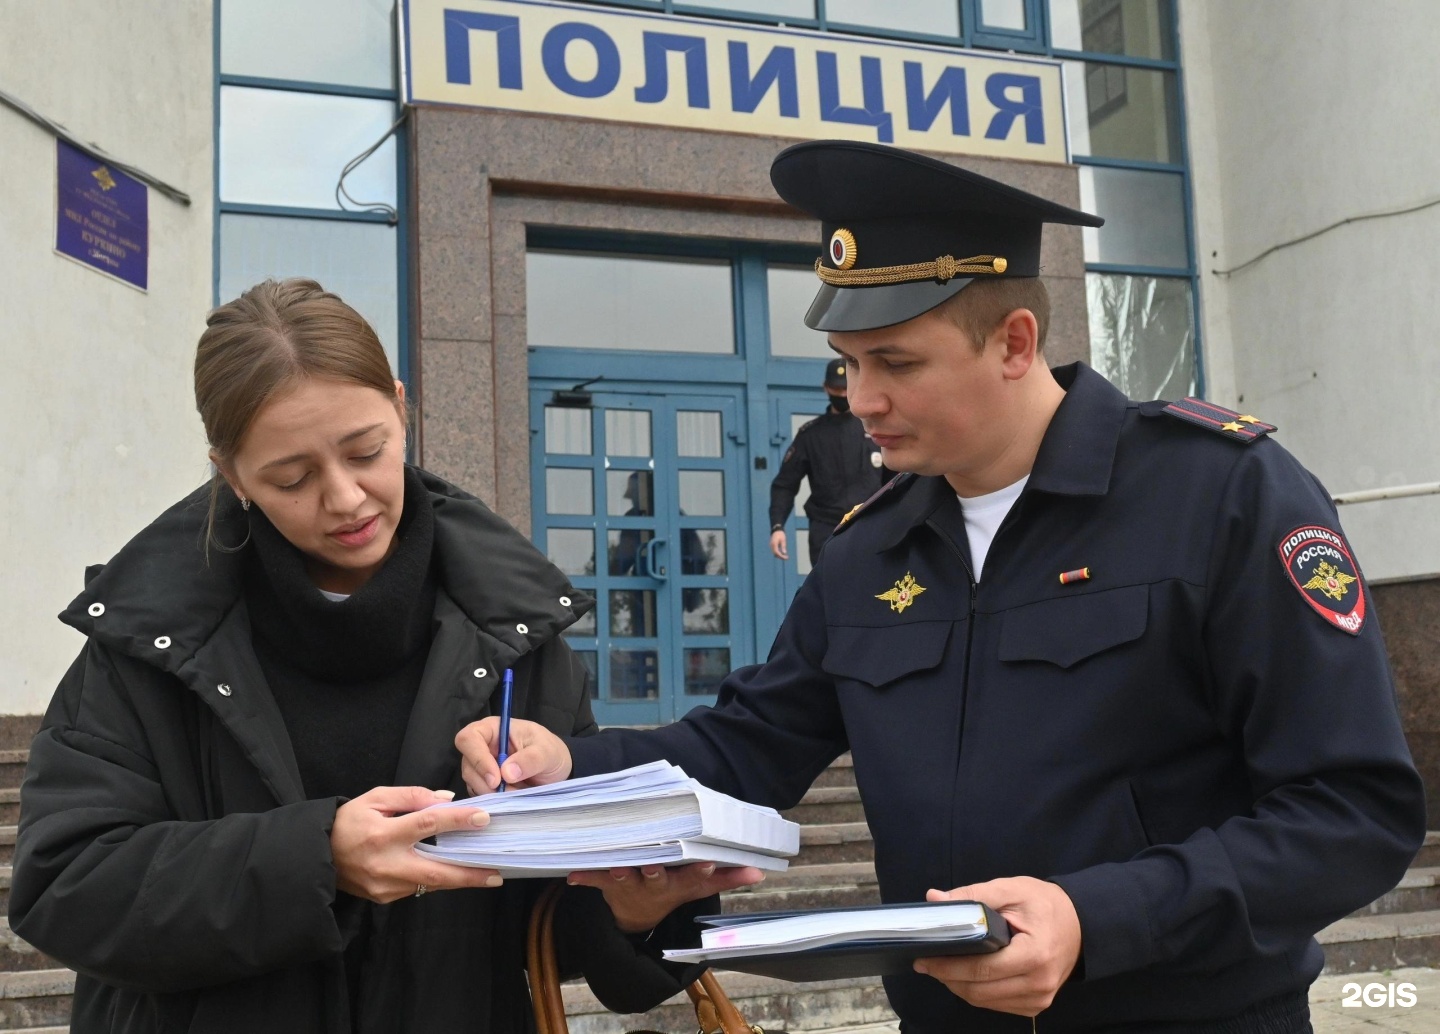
[455,717,574,795]
[331,786,503,903]
[568,863,767,934]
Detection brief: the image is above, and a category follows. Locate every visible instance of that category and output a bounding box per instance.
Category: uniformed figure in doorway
[769,360,887,566]
[462,142,1425,1033]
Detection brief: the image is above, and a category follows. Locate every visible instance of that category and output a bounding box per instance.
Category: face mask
[830,395,851,413]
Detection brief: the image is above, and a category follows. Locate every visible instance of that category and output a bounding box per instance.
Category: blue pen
[496,668,515,792]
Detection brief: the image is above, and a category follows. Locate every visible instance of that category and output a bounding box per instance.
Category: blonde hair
[935,277,1051,353]
[194,278,402,553]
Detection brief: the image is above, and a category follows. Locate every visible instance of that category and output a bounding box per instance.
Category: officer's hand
[770,530,789,560]
[913,877,1081,1018]
[455,717,574,795]
[569,862,766,934]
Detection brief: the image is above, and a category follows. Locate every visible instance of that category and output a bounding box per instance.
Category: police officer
[769,361,886,565]
[464,141,1425,1033]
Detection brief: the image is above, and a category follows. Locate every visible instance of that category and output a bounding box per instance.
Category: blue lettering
[903,62,970,135]
[541,22,621,99]
[634,32,710,108]
[727,41,799,118]
[984,73,1045,144]
[816,52,893,143]
[443,10,523,89]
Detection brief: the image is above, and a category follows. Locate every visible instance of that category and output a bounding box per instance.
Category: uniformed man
[769,360,887,565]
[463,141,1425,1033]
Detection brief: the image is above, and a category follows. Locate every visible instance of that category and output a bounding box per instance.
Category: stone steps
[0,969,72,1029]
[1319,908,1440,974]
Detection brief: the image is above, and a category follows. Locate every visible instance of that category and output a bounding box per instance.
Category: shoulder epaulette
[1158,397,1276,444]
[832,473,915,536]
[793,416,821,437]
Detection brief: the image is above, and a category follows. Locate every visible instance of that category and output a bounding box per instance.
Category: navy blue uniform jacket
[570,364,1425,1032]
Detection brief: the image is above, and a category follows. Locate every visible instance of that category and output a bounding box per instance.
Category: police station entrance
[526,236,834,725]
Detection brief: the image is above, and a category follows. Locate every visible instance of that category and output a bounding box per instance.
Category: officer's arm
[768,436,811,532]
[1051,446,1425,981]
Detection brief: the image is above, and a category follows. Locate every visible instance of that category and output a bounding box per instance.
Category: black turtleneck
[244,467,437,801]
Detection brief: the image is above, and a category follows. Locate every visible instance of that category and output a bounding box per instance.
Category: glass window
[979,0,1028,31]
[546,528,596,575]
[219,87,398,210]
[218,213,399,370]
[608,470,654,516]
[610,590,659,637]
[545,407,592,455]
[685,529,727,574]
[609,649,658,699]
[1048,0,1175,60]
[826,0,961,37]
[684,648,730,696]
[605,409,652,457]
[608,528,654,576]
[768,266,833,359]
[1086,273,1194,401]
[526,251,734,353]
[796,529,813,575]
[1079,166,1188,270]
[1063,61,1179,163]
[682,588,730,634]
[679,471,725,516]
[677,0,814,17]
[220,0,395,90]
[545,468,594,515]
[677,411,723,458]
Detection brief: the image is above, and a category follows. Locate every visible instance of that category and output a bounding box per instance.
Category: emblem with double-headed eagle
[1303,560,1356,602]
[876,572,926,614]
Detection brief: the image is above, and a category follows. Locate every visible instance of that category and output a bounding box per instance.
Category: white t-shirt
[957,475,1029,581]
[319,589,351,603]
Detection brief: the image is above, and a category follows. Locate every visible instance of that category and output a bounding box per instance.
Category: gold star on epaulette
[876,572,926,614]
[1221,421,1244,433]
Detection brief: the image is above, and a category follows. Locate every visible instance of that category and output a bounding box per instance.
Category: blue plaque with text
[55,139,149,290]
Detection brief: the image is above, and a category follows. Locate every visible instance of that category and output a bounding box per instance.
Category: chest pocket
[998,584,1149,669]
[821,621,952,687]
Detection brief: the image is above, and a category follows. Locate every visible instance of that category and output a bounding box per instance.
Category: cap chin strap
[815,253,1008,286]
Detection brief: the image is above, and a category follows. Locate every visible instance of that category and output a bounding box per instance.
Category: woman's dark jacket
[10,468,703,1033]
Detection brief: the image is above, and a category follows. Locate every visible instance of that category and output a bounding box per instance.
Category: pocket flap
[822,621,952,687]
[999,585,1149,669]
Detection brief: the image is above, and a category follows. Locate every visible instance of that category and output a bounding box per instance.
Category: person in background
[461,142,1426,1034]
[769,360,887,566]
[9,278,757,1034]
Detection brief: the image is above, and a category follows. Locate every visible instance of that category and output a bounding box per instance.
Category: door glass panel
[679,471,725,516]
[768,266,833,359]
[684,648,730,696]
[1086,273,1195,401]
[796,530,813,575]
[546,528,596,575]
[608,470,654,516]
[1062,61,1180,163]
[676,411,723,458]
[607,528,655,576]
[687,530,727,575]
[826,0,961,37]
[1048,0,1175,60]
[683,589,730,634]
[527,251,734,353]
[1079,166,1188,270]
[605,409,652,457]
[610,590,658,637]
[565,609,597,637]
[546,469,593,515]
[545,407,592,455]
[979,0,1027,30]
[609,649,659,699]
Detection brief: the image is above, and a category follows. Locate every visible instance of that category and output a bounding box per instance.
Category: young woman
[9,278,757,1033]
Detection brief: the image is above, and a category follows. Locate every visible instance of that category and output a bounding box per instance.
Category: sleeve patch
[1162,398,1276,444]
[1277,525,1366,635]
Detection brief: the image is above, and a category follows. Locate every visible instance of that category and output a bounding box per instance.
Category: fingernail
[485,875,503,887]
[700,864,716,877]
[470,811,490,827]
[502,762,519,782]
[567,876,577,885]
[914,963,928,975]
[433,789,456,801]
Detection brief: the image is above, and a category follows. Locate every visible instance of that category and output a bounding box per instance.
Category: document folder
[663,901,1011,982]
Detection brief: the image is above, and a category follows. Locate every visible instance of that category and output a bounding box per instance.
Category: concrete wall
[1179,0,1440,582]
[0,1,215,714]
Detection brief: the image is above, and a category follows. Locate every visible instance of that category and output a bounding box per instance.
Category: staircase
[0,728,1436,1031]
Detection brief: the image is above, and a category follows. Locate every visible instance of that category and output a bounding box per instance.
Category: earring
[240,496,251,511]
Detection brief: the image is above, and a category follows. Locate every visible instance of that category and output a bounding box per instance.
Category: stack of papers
[416,761,799,877]
[662,902,1011,981]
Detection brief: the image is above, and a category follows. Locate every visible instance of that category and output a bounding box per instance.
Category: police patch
[1277,525,1366,635]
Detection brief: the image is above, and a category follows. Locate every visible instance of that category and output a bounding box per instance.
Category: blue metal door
[530,387,752,725]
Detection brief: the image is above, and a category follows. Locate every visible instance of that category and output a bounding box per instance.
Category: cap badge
[829,228,858,270]
[876,572,926,614]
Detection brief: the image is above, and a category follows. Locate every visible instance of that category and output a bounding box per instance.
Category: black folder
[691,901,1011,982]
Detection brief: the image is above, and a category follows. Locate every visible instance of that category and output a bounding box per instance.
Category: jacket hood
[60,467,592,677]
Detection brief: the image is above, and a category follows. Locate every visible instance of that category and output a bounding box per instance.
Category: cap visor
[804,278,974,332]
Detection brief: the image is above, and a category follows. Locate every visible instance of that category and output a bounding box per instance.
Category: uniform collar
[875,362,1128,550]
